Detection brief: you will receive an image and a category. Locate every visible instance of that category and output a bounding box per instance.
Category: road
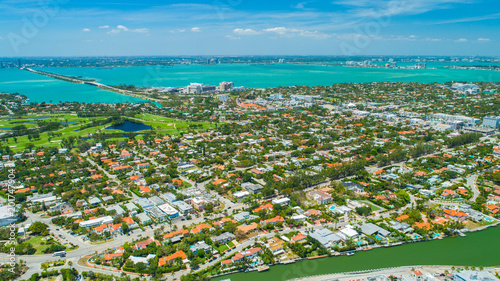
[467,173,480,202]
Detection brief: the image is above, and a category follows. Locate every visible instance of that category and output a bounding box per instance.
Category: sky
[0,0,499,57]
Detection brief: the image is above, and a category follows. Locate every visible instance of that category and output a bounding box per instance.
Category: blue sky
[0,0,499,56]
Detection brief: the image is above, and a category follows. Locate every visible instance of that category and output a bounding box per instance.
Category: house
[359,223,391,238]
[164,229,189,241]
[241,182,264,194]
[254,203,273,213]
[157,203,179,219]
[454,270,498,281]
[307,190,333,205]
[211,232,236,244]
[341,181,364,193]
[309,228,342,248]
[134,198,154,209]
[234,211,258,222]
[231,253,244,263]
[136,213,152,224]
[444,209,468,221]
[272,197,290,206]
[291,233,307,243]
[191,223,212,234]
[263,216,285,226]
[129,254,156,265]
[237,222,258,234]
[268,238,285,255]
[441,189,457,199]
[240,247,262,259]
[340,225,359,238]
[133,238,160,250]
[190,241,215,255]
[172,200,193,214]
[158,251,188,266]
[88,197,102,206]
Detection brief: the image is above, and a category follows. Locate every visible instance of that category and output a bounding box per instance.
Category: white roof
[157,203,179,216]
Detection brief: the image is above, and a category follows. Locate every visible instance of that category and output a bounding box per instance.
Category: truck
[52,251,66,257]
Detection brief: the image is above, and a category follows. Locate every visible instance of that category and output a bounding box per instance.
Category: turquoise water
[0,68,153,104]
[35,64,500,88]
[3,64,500,104]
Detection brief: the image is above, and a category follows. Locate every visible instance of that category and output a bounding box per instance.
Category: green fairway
[132,113,217,134]
[0,113,219,152]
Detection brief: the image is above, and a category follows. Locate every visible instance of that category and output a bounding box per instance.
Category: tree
[28,222,49,236]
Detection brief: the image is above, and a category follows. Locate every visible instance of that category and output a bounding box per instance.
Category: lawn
[1,114,111,152]
[133,113,217,133]
[359,200,385,212]
[1,112,220,152]
[25,236,63,254]
[217,244,229,253]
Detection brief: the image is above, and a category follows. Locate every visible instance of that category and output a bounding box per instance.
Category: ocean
[1,63,500,103]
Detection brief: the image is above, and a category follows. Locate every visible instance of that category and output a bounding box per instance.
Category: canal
[212,226,500,281]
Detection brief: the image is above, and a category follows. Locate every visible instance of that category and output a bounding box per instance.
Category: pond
[105,120,152,132]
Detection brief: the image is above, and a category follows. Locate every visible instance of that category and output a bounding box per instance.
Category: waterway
[33,63,500,89]
[212,226,500,281]
[2,63,500,104]
[0,68,155,104]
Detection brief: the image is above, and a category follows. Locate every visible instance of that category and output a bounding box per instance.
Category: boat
[346,252,354,256]
[258,266,270,272]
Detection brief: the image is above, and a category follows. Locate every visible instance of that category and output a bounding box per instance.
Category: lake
[212,226,500,281]
[105,120,152,132]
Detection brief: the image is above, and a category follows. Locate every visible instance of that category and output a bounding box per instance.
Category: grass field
[0,113,115,152]
[132,113,217,134]
[359,200,385,212]
[0,112,219,152]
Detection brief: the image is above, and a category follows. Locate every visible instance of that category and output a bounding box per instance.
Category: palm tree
[68,260,73,270]
[41,263,49,278]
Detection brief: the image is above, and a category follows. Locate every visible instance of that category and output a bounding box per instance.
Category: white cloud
[263,26,331,39]
[131,28,149,33]
[225,35,241,40]
[425,37,442,41]
[477,38,490,42]
[108,25,148,34]
[455,38,468,42]
[82,28,91,32]
[191,27,201,32]
[263,27,290,35]
[234,28,260,35]
[99,25,110,29]
[435,12,500,24]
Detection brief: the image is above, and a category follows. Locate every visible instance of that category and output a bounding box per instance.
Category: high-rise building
[184,83,203,94]
[219,81,234,91]
[483,116,500,128]
[17,59,21,68]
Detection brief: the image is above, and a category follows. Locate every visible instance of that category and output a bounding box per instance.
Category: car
[56,228,60,231]
[137,234,142,237]
[228,206,232,209]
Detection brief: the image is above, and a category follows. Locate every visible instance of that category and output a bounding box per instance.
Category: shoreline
[289,264,500,281]
[210,222,500,280]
